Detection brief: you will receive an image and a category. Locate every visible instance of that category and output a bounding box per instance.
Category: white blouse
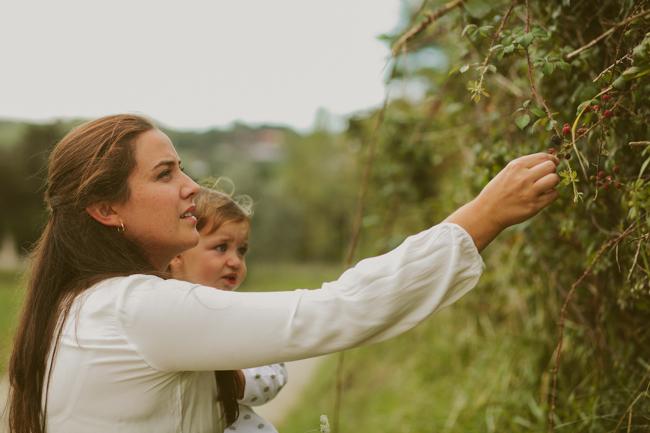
[45,223,484,433]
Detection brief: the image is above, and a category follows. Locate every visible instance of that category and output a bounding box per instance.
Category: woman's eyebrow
[152,159,181,171]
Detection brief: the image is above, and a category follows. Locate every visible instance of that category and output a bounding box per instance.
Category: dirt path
[1,375,8,433]
[255,356,327,426]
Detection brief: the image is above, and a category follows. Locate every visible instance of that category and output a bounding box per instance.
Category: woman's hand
[476,152,560,227]
[445,152,560,252]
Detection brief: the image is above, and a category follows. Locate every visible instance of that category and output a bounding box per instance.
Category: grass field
[0,271,25,375]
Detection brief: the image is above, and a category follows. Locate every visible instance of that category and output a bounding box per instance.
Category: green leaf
[518,32,535,48]
[462,24,478,38]
[638,155,650,181]
[459,64,470,74]
[478,25,495,37]
[530,107,545,117]
[515,114,531,130]
[504,44,515,54]
[543,62,555,75]
[559,168,578,186]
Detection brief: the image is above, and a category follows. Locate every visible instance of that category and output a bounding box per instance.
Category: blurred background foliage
[1,0,649,431]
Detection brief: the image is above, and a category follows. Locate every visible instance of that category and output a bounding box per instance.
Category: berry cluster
[584,92,615,119]
[590,165,622,190]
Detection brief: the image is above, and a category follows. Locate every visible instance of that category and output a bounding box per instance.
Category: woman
[8,114,559,433]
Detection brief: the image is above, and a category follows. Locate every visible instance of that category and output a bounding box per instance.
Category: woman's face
[172,220,249,290]
[113,129,200,269]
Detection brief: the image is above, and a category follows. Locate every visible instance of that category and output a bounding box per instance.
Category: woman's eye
[157,169,172,180]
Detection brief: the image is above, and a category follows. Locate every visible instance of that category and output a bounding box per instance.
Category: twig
[333,59,396,433]
[612,374,650,433]
[473,0,516,101]
[565,9,650,60]
[547,222,638,432]
[391,0,464,56]
[524,0,561,138]
[629,141,650,146]
[592,53,632,83]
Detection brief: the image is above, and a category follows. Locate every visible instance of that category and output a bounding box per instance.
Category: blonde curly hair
[194,177,253,234]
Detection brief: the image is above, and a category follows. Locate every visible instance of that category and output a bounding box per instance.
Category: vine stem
[569,85,615,190]
[473,0,516,100]
[524,0,561,138]
[332,59,396,433]
[565,9,650,60]
[547,222,637,432]
[391,0,464,56]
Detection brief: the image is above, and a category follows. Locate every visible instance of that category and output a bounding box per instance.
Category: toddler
[170,181,287,432]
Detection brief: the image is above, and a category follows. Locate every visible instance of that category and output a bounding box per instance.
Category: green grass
[0,270,25,375]
[240,261,341,293]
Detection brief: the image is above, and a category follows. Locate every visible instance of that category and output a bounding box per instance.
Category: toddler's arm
[239,363,288,406]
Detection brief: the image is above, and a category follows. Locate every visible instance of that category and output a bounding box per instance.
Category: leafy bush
[342,0,649,430]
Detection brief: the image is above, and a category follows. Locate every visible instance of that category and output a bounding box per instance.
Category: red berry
[606,175,613,182]
[601,94,612,101]
[603,109,613,118]
[562,123,571,136]
[597,170,605,179]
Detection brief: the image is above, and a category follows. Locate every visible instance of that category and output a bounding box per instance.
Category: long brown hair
[7,114,239,432]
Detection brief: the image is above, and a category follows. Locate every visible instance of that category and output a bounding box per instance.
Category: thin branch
[333,59,397,433]
[565,9,650,60]
[592,53,632,83]
[473,0,516,100]
[524,0,561,137]
[547,222,638,432]
[391,0,464,56]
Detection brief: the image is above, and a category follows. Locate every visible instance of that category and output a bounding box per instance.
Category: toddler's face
[174,220,249,290]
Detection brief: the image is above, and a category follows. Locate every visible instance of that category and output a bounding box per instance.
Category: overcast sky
[0,0,403,131]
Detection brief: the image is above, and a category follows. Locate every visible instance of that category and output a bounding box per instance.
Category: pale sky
[0,0,403,131]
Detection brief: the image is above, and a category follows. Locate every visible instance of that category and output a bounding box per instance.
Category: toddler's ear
[169,255,184,277]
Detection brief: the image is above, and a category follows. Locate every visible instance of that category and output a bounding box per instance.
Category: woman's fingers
[514,152,560,168]
[528,160,558,182]
[538,188,559,207]
[533,172,561,194]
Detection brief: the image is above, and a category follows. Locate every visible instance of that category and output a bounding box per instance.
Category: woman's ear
[85,202,121,228]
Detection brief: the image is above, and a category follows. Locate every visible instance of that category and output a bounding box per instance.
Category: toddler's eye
[238,245,249,256]
[214,243,228,252]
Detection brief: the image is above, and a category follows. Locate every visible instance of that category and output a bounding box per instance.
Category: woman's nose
[181,172,200,198]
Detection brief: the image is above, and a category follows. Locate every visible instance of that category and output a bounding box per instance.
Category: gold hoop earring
[117,220,126,233]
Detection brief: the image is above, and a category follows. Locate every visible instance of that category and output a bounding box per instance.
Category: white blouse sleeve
[116,222,484,371]
[239,364,288,406]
